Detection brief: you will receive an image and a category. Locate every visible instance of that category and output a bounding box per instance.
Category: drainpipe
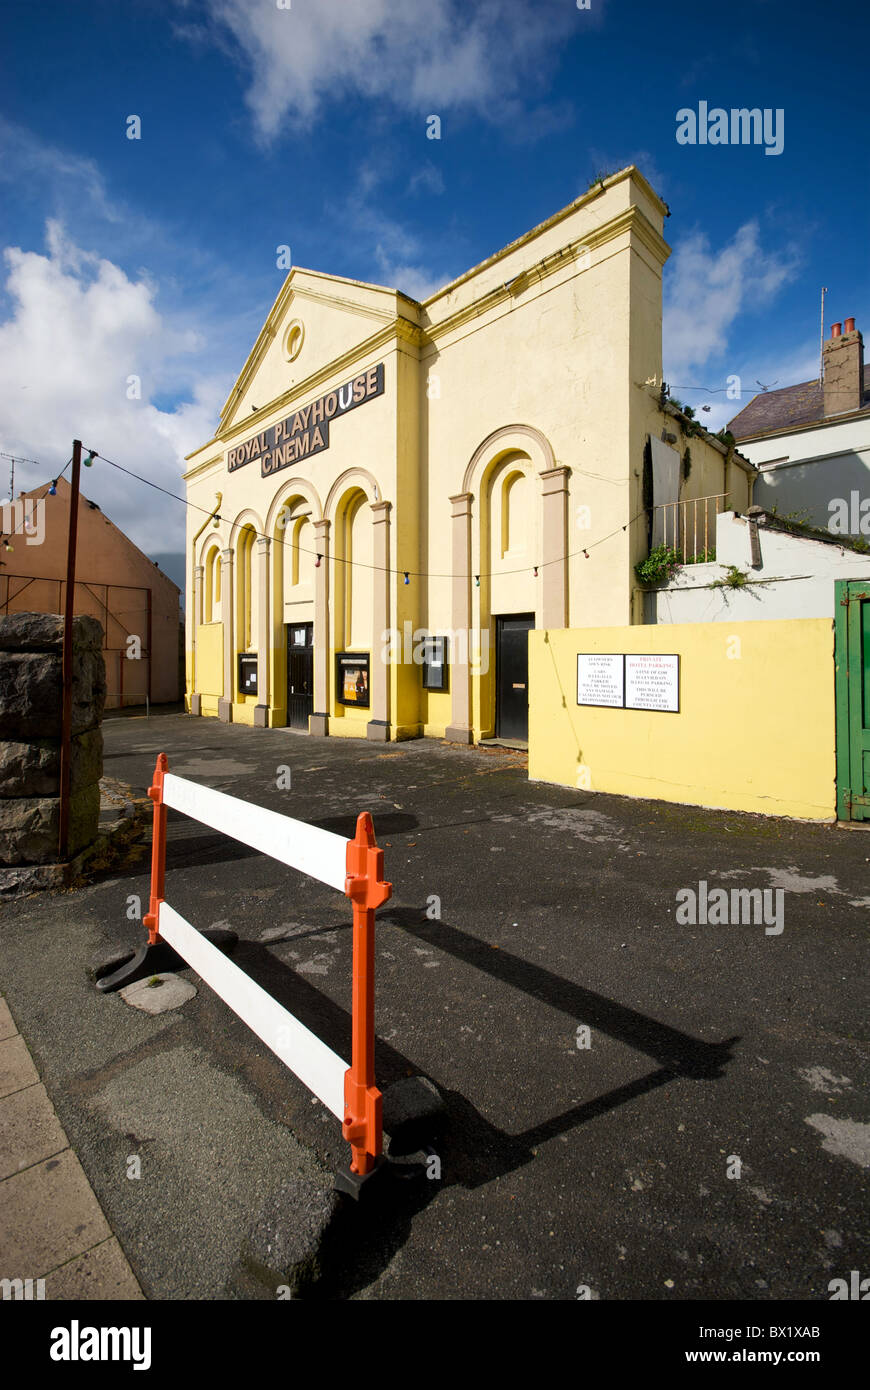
[190,493,222,704]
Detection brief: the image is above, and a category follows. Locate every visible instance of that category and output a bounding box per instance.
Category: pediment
[219,268,405,432]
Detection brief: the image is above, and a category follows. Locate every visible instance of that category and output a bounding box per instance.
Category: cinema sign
[227,363,385,477]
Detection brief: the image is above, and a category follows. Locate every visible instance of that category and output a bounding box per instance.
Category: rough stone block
[0,728,103,798]
[0,783,101,865]
[0,653,62,739]
[0,649,105,738]
[0,613,64,651]
[0,612,103,653]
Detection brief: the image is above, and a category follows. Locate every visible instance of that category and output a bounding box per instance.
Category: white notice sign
[577,654,625,708]
[625,654,680,712]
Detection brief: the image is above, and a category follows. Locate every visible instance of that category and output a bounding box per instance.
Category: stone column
[367,500,392,742]
[191,564,204,716]
[541,466,571,630]
[310,518,330,737]
[445,492,473,744]
[0,613,105,883]
[254,536,271,727]
[218,547,234,722]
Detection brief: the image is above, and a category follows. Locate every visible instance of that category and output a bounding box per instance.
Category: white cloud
[320,161,452,301]
[0,222,227,554]
[0,119,121,226]
[408,163,445,197]
[664,220,800,381]
[188,0,578,137]
[662,221,803,432]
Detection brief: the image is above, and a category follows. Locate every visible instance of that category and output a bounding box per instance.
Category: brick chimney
[823,316,864,417]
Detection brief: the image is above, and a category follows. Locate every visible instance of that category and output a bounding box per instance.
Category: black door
[286,623,313,730]
[496,615,534,740]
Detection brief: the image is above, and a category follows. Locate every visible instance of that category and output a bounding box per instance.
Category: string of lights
[85,445,643,584]
[0,457,72,552]
[663,382,867,399]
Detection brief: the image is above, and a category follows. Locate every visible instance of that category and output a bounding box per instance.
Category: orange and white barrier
[129,753,391,1184]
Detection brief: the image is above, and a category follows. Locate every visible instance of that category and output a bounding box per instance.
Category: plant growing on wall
[586,168,614,192]
[711,564,750,590]
[635,545,683,587]
[782,508,812,527]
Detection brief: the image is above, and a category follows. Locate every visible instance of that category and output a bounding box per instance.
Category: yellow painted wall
[529,620,835,820]
[196,623,223,697]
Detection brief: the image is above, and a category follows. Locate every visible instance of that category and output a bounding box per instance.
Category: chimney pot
[823,316,864,417]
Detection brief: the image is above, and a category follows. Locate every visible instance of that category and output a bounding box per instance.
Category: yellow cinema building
[184,166,753,744]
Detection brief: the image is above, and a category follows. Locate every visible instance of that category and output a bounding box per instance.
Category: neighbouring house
[0,477,182,708]
[728,316,870,537]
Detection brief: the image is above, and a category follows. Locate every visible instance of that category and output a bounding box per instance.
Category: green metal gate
[835,580,870,821]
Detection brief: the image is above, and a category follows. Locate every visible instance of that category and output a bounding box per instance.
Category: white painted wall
[740,416,870,538]
[648,510,870,623]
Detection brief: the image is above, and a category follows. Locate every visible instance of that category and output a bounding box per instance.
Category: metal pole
[58,439,82,858]
[146,586,152,706]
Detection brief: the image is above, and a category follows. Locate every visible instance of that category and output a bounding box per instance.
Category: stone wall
[0,613,106,864]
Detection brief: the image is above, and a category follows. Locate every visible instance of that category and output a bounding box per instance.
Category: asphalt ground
[1,711,868,1301]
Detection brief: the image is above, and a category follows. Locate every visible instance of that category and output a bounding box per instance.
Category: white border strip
[159,903,347,1119]
[162,774,348,892]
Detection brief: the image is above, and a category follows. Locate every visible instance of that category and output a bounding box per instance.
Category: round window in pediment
[283,319,305,362]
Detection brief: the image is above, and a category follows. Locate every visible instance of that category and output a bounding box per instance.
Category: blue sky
[1,0,867,559]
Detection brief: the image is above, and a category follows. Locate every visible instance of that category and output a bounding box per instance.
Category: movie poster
[336,653,370,708]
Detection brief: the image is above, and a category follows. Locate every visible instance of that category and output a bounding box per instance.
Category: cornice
[424,205,670,345]
[288,281,398,327]
[183,455,223,483]
[421,165,669,310]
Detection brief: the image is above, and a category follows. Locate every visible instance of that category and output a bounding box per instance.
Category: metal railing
[653,493,728,562]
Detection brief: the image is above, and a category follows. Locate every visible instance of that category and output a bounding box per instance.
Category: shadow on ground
[219,902,738,1299]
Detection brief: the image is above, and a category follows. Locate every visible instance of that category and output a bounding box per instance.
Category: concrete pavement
[0,991,143,1300]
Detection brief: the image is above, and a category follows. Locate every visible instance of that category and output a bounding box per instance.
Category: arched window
[237,526,257,651]
[204,545,221,623]
[335,489,371,651]
[500,469,529,557]
[292,515,313,587]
